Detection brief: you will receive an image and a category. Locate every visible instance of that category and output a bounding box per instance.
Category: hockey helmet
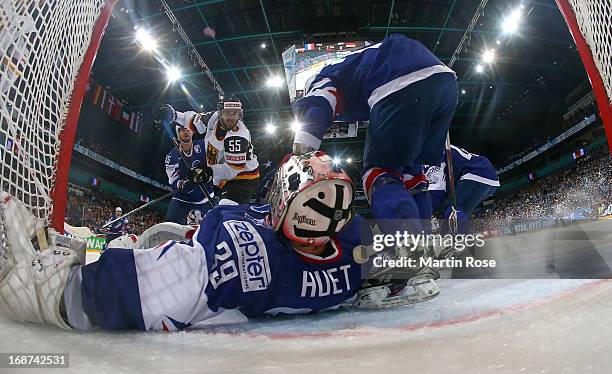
[217,96,242,128]
[174,124,192,144]
[268,151,354,247]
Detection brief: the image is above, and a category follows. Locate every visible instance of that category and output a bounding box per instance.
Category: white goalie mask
[268,151,354,247]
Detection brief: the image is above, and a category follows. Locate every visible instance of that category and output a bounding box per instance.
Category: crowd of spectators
[477,144,612,228]
[65,184,165,235]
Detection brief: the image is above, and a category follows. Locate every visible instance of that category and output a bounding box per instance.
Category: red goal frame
[556,0,612,155]
[49,0,117,232]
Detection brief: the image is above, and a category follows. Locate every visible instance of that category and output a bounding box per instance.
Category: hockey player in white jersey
[0,152,439,331]
[158,96,260,204]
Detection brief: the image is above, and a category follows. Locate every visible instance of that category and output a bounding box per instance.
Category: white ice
[1,221,612,373]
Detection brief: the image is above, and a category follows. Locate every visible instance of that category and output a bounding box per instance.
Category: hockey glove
[189,166,212,185]
[156,104,177,124]
[177,179,193,192]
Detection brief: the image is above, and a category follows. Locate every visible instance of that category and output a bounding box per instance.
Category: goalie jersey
[175,110,259,187]
[78,204,367,331]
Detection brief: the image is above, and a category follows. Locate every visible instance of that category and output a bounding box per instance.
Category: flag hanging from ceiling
[87,78,141,133]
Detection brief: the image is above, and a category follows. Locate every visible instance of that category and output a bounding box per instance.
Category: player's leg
[73,240,213,331]
[363,73,456,221]
[0,192,78,330]
[415,74,459,166]
[403,162,433,221]
[165,198,189,224]
[0,192,213,331]
[454,179,497,216]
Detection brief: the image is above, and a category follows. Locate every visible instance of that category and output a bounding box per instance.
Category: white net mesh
[567,0,612,104]
[0,0,107,222]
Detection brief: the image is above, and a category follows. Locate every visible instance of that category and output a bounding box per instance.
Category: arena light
[346,157,352,164]
[260,42,267,49]
[481,49,496,64]
[166,66,182,83]
[135,28,157,52]
[266,76,284,88]
[332,157,341,165]
[475,64,484,73]
[265,123,276,134]
[291,120,301,132]
[461,89,467,95]
[502,8,522,34]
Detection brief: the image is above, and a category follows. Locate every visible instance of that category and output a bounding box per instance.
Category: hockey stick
[161,120,216,209]
[101,191,172,229]
[444,135,459,235]
[443,0,488,237]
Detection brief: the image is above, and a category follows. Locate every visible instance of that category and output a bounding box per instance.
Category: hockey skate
[349,242,440,309]
[0,192,83,329]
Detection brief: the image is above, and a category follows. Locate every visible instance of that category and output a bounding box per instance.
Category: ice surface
[2,221,612,373]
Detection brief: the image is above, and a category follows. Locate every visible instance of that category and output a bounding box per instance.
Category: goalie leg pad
[0,192,45,265]
[0,192,79,329]
[0,247,78,329]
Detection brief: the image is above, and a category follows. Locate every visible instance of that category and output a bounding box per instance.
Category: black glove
[156,104,177,124]
[177,179,193,192]
[189,166,212,184]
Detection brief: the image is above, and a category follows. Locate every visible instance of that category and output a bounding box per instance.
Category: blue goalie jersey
[79,204,369,331]
[197,204,367,317]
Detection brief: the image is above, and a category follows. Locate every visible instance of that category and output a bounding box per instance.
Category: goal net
[556,0,612,153]
[0,0,115,232]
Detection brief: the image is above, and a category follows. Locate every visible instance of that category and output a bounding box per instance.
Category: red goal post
[50,1,117,232]
[556,0,612,154]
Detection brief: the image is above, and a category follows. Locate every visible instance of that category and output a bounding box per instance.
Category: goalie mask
[268,151,354,247]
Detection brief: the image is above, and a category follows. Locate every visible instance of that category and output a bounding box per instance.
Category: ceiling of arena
[91,0,590,166]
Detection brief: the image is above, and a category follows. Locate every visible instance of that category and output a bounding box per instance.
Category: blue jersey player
[0,153,439,331]
[103,206,129,247]
[291,34,458,230]
[424,145,499,222]
[165,124,214,225]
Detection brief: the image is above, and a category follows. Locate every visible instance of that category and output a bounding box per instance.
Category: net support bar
[49,0,117,232]
[556,0,612,155]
